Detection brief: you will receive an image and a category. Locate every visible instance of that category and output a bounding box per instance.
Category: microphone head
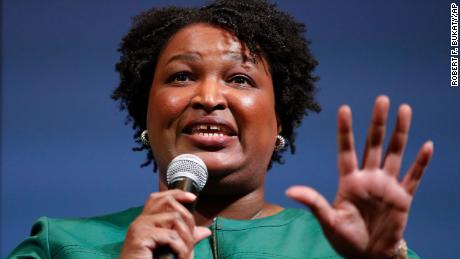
[166,154,208,192]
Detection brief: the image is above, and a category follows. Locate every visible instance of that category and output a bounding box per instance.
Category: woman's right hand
[120,190,212,259]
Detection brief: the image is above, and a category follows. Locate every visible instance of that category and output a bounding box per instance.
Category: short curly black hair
[112,0,321,171]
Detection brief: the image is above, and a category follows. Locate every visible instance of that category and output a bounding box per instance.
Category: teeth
[194,132,225,137]
[192,124,223,132]
[209,125,220,131]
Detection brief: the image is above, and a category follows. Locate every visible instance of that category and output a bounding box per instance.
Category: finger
[144,192,196,231]
[149,227,190,259]
[126,223,190,259]
[401,141,434,195]
[286,186,335,228]
[193,227,212,243]
[337,105,358,175]
[362,95,390,170]
[163,212,195,251]
[150,196,196,230]
[383,104,412,177]
[142,213,195,253]
[145,190,196,210]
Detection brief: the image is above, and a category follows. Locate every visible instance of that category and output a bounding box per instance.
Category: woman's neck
[158,178,283,226]
[193,187,283,226]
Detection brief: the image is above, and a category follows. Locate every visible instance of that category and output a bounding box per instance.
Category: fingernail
[185,192,197,200]
[426,140,434,152]
[285,187,295,197]
[194,227,212,238]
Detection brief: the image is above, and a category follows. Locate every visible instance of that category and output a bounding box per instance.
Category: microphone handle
[170,178,199,211]
[153,178,199,259]
[153,247,177,259]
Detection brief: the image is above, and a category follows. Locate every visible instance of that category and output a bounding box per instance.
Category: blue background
[2,0,459,258]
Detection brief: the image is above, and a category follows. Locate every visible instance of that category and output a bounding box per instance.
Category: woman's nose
[190,79,227,112]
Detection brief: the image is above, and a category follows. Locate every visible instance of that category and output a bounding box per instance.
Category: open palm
[287,96,433,258]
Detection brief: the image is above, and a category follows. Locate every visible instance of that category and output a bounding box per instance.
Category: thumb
[286,185,335,228]
[193,227,212,243]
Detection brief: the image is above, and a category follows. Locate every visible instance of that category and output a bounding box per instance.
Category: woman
[9,0,433,258]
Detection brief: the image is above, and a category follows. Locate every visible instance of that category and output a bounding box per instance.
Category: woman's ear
[276,114,282,134]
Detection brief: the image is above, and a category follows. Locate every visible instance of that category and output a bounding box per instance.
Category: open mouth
[181,118,238,149]
[184,123,237,137]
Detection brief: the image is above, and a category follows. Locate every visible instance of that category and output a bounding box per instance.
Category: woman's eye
[229,75,253,87]
[167,72,193,83]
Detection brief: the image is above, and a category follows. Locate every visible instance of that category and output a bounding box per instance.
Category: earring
[274,135,286,151]
[140,130,150,146]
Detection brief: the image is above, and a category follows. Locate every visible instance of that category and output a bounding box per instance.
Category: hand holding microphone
[120,154,211,259]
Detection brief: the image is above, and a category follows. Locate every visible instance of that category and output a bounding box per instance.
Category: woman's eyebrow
[165,51,257,66]
[166,52,201,65]
[224,51,257,65]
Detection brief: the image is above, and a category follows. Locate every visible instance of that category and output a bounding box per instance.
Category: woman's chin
[173,134,245,174]
[191,150,244,175]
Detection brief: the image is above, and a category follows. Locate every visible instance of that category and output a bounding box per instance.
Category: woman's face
[147,23,279,193]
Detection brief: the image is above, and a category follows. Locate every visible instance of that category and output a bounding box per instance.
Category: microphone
[166,154,208,196]
[154,154,208,259]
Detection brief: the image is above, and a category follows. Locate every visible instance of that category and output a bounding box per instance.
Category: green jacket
[8,207,419,258]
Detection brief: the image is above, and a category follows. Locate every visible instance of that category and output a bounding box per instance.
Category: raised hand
[286,95,433,258]
[120,190,211,259]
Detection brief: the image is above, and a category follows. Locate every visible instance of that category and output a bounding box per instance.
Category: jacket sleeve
[7,217,51,259]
